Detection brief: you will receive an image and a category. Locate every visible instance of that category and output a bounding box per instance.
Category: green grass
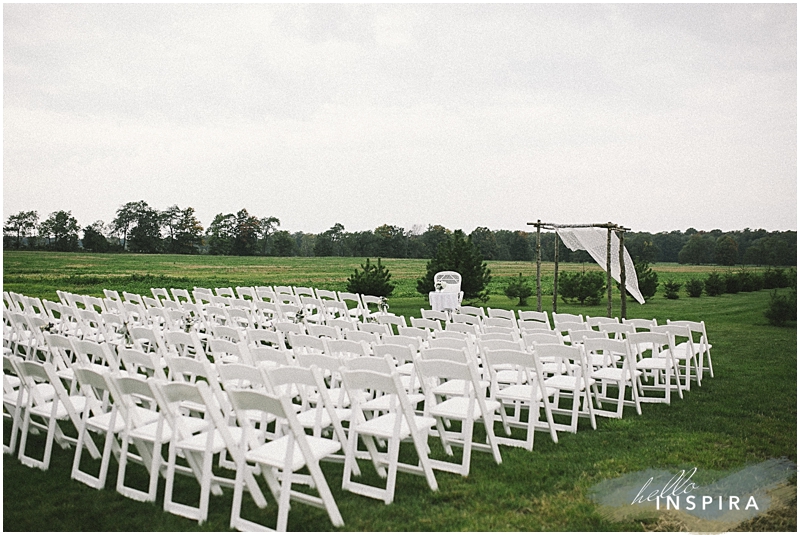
[3,251,796,531]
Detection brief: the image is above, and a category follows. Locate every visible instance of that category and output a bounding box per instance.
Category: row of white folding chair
[5,329,346,529]
[66,357,344,530]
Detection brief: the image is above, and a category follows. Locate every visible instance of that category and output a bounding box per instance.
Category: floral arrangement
[435,281,447,292]
[379,296,389,314]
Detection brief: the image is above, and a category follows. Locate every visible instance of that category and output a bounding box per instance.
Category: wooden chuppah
[527,221,631,319]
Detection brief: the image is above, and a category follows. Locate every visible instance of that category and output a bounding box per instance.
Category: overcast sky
[3,3,797,235]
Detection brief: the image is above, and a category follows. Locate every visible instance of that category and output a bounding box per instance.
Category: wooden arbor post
[606,224,613,318]
[536,220,542,312]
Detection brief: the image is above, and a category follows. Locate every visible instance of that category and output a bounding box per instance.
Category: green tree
[4,210,39,249]
[417,230,491,302]
[81,220,110,252]
[232,209,261,256]
[206,213,236,255]
[374,224,408,258]
[678,233,713,265]
[259,216,281,256]
[112,200,161,253]
[314,223,344,257]
[633,260,659,301]
[271,230,296,256]
[504,273,533,306]
[39,210,80,251]
[421,225,451,258]
[346,258,395,297]
[714,236,739,266]
[173,207,204,254]
[469,226,499,260]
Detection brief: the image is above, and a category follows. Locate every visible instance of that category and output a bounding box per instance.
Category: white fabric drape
[555,227,646,305]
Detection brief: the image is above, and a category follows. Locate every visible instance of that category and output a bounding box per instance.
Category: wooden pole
[619,229,627,319]
[553,230,559,313]
[606,224,613,318]
[536,220,542,312]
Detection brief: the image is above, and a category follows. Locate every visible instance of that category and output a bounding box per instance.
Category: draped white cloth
[556,227,646,305]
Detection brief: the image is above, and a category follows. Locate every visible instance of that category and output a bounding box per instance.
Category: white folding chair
[628,332,684,405]
[148,379,240,524]
[583,338,642,419]
[535,343,597,434]
[13,359,99,470]
[482,348,559,450]
[70,365,123,489]
[340,368,438,504]
[415,355,502,476]
[666,319,714,381]
[227,388,345,531]
[107,373,167,503]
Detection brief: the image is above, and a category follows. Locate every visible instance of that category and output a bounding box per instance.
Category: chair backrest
[377,314,407,330]
[479,338,524,354]
[163,330,208,361]
[324,339,370,359]
[582,337,633,369]
[599,322,635,340]
[397,326,429,342]
[118,347,167,380]
[521,331,563,350]
[586,316,620,328]
[433,271,462,293]
[518,319,553,334]
[487,308,516,322]
[288,333,326,354]
[409,317,442,332]
[382,334,422,352]
[315,289,339,301]
[294,286,316,298]
[420,346,469,364]
[445,322,479,337]
[171,288,192,305]
[459,305,485,319]
[327,317,355,332]
[552,312,584,326]
[483,316,516,330]
[246,328,286,350]
[248,345,293,368]
[373,343,416,368]
[343,329,380,346]
[420,309,449,324]
[208,339,252,366]
[357,322,390,336]
[235,286,257,301]
[518,310,552,329]
[622,318,658,331]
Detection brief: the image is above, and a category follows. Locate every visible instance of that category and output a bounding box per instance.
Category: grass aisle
[3,252,796,531]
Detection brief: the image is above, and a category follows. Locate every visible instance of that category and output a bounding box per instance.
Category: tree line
[3,201,796,266]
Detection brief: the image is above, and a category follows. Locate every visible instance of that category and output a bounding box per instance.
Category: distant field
[1,251,764,302]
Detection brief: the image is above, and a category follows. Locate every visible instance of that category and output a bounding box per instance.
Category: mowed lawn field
[2,251,796,531]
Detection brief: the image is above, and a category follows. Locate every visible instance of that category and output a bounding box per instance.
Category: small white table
[429,291,460,313]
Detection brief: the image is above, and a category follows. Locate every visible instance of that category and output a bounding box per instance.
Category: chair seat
[247,434,341,471]
[429,397,501,420]
[432,379,489,397]
[496,384,556,403]
[87,405,158,434]
[4,383,55,406]
[543,375,594,391]
[354,412,436,440]
[129,414,207,443]
[592,367,641,382]
[361,393,424,412]
[30,395,87,420]
[177,426,244,453]
[636,358,670,370]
